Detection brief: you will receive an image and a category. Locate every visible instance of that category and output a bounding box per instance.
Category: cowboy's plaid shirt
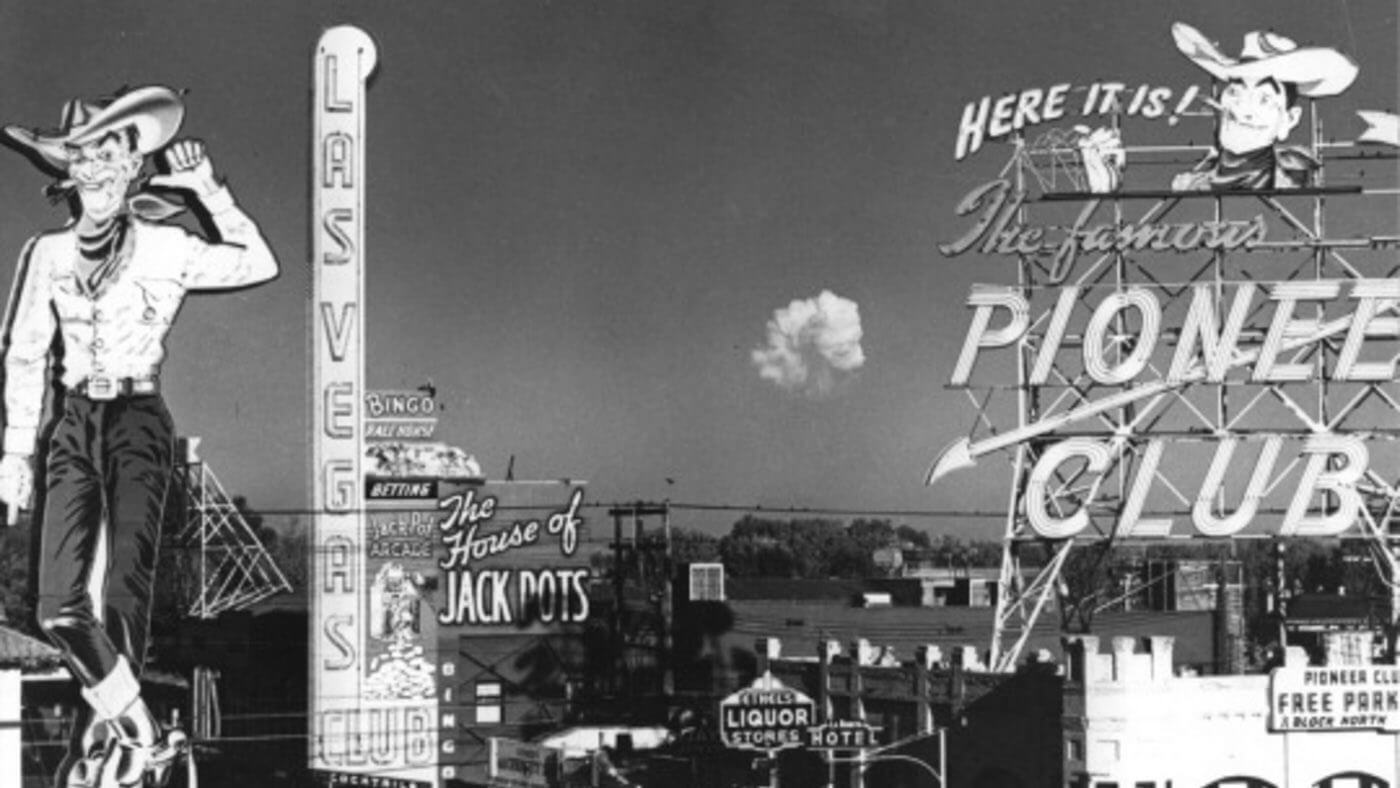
[2,185,277,457]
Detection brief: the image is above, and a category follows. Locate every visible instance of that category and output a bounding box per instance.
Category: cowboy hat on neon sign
[1171,23,1357,191]
[4,86,189,222]
[1078,24,1359,193]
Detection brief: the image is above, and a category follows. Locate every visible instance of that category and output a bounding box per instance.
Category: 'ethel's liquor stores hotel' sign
[719,675,817,752]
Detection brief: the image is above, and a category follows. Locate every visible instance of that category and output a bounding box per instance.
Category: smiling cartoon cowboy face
[0,86,279,787]
[1075,24,1361,195]
[1171,23,1359,191]
[1215,76,1302,157]
[66,132,144,226]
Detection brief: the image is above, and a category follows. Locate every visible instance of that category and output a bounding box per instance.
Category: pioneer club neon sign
[934,279,1399,540]
[928,21,1398,544]
[939,179,1267,284]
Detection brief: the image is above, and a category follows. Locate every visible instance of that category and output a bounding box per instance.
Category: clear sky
[0,0,1395,537]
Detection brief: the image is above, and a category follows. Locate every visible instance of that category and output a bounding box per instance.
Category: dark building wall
[769,646,1064,788]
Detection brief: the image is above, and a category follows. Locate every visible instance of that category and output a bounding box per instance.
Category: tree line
[0,500,1385,668]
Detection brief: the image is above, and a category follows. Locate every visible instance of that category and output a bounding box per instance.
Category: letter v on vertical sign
[321,302,357,362]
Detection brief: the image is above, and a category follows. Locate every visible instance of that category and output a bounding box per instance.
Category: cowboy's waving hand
[148,139,221,200]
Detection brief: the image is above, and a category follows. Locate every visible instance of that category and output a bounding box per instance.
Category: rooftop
[0,624,62,671]
[726,601,1218,668]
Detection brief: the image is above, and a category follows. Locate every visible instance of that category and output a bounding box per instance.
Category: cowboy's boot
[143,725,190,788]
[103,697,193,787]
[79,658,184,787]
[56,707,116,788]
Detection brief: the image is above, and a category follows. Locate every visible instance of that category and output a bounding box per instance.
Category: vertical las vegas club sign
[310,26,439,787]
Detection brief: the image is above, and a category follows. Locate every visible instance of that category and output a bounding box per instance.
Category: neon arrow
[926,309,1371,486]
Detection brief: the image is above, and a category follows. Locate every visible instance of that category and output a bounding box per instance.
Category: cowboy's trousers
[36,392,174,687]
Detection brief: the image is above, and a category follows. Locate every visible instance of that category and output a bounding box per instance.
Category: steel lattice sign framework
[930,104,1400,671]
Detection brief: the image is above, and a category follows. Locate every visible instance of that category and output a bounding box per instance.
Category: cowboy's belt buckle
[86,376,117,401]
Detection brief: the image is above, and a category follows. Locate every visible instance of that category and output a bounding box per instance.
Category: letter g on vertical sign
[324,460,357,512]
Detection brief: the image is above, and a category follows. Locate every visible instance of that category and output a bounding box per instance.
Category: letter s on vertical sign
[322,209,355,265]
[324,614,356,670]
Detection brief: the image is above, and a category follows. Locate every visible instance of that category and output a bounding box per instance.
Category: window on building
[1066,738,1083,761]
[1095,738,1121,762]
[689,563,725,601]
[476,681,502,724]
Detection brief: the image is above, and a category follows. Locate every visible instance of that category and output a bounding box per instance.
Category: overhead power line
[242,502,1011,520]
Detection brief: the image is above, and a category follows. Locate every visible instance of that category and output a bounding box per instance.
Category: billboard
[316,464,592,788]
[1271,666,1400,732]
[369,478,591,786]
[487,737,561,788]
[719,675,817,753]
[927,21,1400,543]
[366,390,441,441]
[922,21,1400,669]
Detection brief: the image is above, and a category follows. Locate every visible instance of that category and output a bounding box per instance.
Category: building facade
[1064,635,1398,787]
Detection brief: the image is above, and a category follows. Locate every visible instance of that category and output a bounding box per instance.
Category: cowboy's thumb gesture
[148,139,220,197]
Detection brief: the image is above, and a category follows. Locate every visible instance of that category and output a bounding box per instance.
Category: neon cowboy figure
[1170,23,1358,191]
[1077,24,1359,195]
[0,86,279,786]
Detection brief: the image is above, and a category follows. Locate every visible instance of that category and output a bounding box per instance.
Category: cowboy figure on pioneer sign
[1170,22,1358,190]
[1079,23,1359,193]
[0,86,279,786]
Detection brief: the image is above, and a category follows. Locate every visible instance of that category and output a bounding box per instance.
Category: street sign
[719,674,817,752]
[805,720,880,751]
[487,737,560,788]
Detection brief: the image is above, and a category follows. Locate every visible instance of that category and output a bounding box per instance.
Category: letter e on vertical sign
[311,24,378,779]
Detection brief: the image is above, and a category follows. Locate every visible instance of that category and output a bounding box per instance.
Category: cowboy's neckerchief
[45,175,187,222]
[1176,144,1321,191]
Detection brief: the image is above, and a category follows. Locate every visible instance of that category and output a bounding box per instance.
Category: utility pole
[661,501,674,696]
[608,502,674,702]
[1275,540,1289,650]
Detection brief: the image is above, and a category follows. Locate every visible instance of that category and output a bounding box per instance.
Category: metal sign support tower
[978,115,1400,672]
[173,437,293,619]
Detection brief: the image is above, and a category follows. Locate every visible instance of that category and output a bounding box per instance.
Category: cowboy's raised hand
[1074,125,1124,194]
[148,139,221,197]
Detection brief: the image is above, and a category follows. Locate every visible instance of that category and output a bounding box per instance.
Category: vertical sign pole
[311,25,378,779]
